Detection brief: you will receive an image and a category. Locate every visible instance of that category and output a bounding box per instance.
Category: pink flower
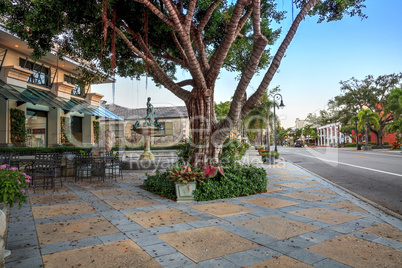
[0,164,7,169]
[18,180,21,185]
[25,175,31,180]
[20,189,25,194]
[10,167,18,171]
[25,179,30,183]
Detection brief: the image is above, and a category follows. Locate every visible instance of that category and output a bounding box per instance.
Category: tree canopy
[0,0,368,164]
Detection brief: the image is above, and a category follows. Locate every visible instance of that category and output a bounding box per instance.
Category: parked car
[294,142,302,147]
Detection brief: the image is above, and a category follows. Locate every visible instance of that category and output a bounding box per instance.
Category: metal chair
[102,152,122,181]
[30,158,57,192]
[75,154,105,183]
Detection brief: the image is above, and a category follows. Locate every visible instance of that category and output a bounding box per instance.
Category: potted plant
[261,151,279,164]
[167,164,205,202]
[0,164,31,262]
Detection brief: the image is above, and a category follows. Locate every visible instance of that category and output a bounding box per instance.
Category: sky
[92,0,402,128]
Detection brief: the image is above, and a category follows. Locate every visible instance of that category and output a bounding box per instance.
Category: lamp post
[273,93,285,152]
[354,113,361,150]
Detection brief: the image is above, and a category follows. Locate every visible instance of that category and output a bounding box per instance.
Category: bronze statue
[132,97,162,130]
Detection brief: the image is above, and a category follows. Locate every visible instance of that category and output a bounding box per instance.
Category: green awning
[0,80,123,121]
[0,79,36,104]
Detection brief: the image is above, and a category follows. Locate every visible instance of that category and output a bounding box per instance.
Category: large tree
[333,73,402,147]
[0,0,367,165]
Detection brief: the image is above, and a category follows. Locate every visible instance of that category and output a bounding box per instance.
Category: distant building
[0,29,121,147]
[103,104,189,146]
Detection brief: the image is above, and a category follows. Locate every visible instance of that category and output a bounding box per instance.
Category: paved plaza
[4,149,402,267]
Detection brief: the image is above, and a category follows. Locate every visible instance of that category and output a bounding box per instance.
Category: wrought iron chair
[102,152,122,181]
[0,151,20,169]
[30,158,57,192]
[75,154,105,183]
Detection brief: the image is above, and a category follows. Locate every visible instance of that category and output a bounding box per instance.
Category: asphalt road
[279,147,402,216]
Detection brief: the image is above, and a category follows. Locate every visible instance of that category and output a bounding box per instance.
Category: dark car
[294,142,302,147]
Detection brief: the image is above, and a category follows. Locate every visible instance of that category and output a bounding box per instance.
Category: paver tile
[91,188,138,198]
[104,197,162,210]
[266,186,285,193]
[245,255,313,268]
[191,202,257,217]
[42,240,161,268]
[360,223,402,242]
[308,235,402,267]
[313,188,339,196]
[157,226,259,263]
[125,208,199,228]
[328,201,368,214]
[268,179,282,183]
[235,215,321,240]
[32,202,95,219]
[289,207,363,225]
[28,186,71,194]
[36,216,119,244]
[276,182,314,189]
[80,183,120,190]
[29,193,81,205]
[304,180,322,185]
[280,192,332,202]
[242,196,299,209]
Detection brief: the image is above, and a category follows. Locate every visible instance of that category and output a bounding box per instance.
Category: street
[279,147,402,216]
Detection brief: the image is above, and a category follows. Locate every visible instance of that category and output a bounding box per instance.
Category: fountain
[132,97,162,161]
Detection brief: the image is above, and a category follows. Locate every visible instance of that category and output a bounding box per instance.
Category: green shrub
[176,138,194,165]
[194,163,267,201]
[143,162,267,201]
[0,146,92,156]
[143,170,176,200]
[220,138,251,164]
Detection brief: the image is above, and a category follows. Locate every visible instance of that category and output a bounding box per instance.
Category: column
[48,108,60,146]
[0,99,8,146]
[82,114,93,146]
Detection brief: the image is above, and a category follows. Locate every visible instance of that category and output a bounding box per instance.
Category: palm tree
[357,109,380,147]
[243,91,276,152]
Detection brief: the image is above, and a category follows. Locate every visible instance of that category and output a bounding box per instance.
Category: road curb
[283,159,402,222]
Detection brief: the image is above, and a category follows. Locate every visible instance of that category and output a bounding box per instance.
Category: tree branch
[241,0,320,119]
[207,0,252,84]
[133,0,175,28]
[162,0,207,89]
[112,22,191,102]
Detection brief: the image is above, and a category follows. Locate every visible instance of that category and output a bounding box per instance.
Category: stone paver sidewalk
[4,148,402,267]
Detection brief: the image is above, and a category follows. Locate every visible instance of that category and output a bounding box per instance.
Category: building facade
[103,104,189,146]
[0,30,121,147]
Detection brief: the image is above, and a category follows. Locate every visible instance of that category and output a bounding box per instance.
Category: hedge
[143,162,267,201]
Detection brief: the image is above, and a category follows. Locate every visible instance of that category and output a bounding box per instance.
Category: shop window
[19,58,52,88]
[71,116,83,143]
[26,109,47,147]
[64,74,85,97]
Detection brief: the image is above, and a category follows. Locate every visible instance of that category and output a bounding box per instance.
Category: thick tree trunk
[186,88,221,167]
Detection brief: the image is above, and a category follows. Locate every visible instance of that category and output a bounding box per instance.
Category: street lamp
[354,113,361,150]
[273,93,285,152]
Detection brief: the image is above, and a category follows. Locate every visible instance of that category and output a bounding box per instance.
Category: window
[71,116,83,142]
[157,122,173,135]
[19,58,52,88]
[26,109,47,147]
[64,74,84,96]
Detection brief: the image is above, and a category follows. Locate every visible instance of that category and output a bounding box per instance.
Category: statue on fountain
[132,97,162,130]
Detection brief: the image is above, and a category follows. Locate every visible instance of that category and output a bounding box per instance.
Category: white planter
[1,202,11,266]
[175,182,196,203]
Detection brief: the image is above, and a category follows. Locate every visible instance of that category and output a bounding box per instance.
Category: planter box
[175,182,196,203]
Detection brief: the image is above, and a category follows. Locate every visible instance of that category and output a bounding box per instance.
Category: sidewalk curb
[283,159,402,222]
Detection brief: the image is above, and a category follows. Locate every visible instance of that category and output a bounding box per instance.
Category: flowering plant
[0,164,30,208]
[167,164,205,184]
[203,164,225,178]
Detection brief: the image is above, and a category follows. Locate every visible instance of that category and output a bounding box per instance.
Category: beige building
[103,104,189,146]
[0,29,122,147]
